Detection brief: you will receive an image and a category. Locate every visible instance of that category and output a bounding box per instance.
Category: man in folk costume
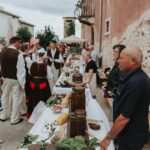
[47,40,63,90]
[0,36,26,125]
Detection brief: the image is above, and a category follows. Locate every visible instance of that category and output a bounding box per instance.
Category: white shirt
[8,46,26,89]
[50,49,64,63]
[91,50,97,62]
[28,50,37,61]
[81,49,87,56]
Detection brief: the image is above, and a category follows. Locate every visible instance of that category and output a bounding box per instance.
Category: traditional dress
[47,48,63,89]
[26,62,51,118]
[0,45,26,124]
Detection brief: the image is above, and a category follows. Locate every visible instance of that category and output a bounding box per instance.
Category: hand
[51,59,54,63]
[100,137,110,150]
[99,72,107,79]
[19,85,24,91]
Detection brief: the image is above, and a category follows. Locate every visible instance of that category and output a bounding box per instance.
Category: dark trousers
[118,142,143,150]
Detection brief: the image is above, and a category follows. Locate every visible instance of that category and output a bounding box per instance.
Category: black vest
[0,48,19,80]
[47,49,61,69]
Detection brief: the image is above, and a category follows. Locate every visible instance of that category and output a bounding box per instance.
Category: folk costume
[47,48,63,89]
[26,60,52,118]
[0,46,26,124]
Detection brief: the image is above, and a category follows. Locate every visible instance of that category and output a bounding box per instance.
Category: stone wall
[102,9,150,75]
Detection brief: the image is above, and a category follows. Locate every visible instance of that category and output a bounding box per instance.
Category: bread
[88,123,100,130]
[56,112,69,125]
[75,109,86,115]
[28,144,40,150]
[45,144,57,150]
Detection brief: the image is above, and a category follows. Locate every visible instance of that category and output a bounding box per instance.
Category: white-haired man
[100,46,150,150]
[89,45,98,63]
[82,50,97,97]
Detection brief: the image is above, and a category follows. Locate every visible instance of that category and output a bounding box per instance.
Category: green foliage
[65,22,75,37]
[19,134,38,148]
[36,26,59,48]
[16,27,32,42]
[55,136,87,150]
[46,96,58,107]
[88,138,99,147]
[0,37,6,44]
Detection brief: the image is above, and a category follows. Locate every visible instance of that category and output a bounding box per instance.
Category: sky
[1,0,81,39]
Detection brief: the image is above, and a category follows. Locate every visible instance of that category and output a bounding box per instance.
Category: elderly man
[82,50,97,97]
[88,45,97,63]
[100,46,150,150]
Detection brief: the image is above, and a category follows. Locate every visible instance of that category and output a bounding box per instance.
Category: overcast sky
[1,0,81,39]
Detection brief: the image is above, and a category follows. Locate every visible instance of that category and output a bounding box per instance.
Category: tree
[36,26,59,48]
[0,37,6,45]
[16,27,32,42]
[65,22,75,36]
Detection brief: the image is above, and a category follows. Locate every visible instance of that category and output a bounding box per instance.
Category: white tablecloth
[19,62,114,150]
[52,73,93,100]
[19,98,114,150]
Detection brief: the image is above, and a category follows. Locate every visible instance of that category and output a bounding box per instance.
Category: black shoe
[11,118,23,125]
[0,118,7,122]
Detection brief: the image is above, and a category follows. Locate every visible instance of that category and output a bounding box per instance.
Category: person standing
[0,36,26,125]
[100,46,150,150]
[26,49,52,118]
[82,51,97,98]
[103,44,126,98]
[47,40,63,90]
[88,45,97,63]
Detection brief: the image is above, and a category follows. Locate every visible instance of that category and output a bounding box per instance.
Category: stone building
[0,8,34,46]
[75,0,150,75]
[63,17,76,38]
[0,8,20,44]
[19,20,34,37]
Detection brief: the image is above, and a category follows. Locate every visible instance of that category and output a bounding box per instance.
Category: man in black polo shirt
[100,46,150,150]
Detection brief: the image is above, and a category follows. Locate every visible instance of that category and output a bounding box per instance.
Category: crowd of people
[0,36,150,150]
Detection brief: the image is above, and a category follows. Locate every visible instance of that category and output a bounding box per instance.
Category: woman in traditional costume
[26,49,53,118]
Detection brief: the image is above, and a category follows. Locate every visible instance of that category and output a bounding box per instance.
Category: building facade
[0,8,20,45]
[0,8,34,47]
[63,17,76,38]
[75,0,150,75]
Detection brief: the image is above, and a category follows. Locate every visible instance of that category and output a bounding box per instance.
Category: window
[105,17,110,35]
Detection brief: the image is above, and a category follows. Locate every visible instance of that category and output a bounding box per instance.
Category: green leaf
[88,138,99,147]
[46,96,57,106]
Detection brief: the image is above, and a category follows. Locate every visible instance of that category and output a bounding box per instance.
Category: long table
[19,55,114,150]
[20,99,114,150]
